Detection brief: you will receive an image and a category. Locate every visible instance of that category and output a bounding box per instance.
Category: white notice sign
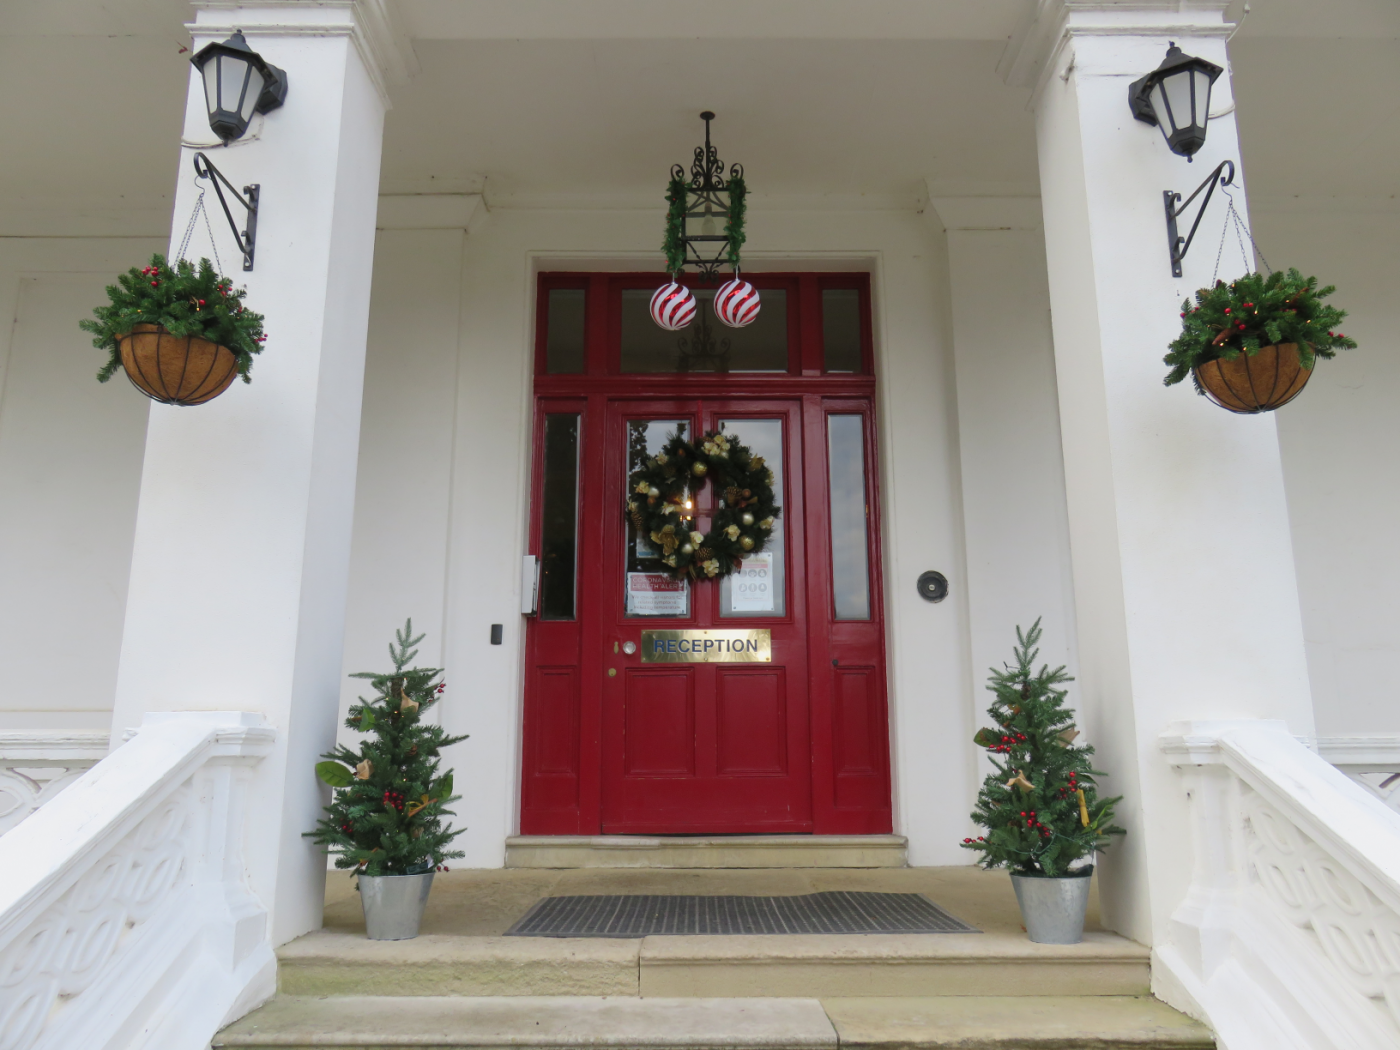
[730,553,775,612]
[627,573,689,616]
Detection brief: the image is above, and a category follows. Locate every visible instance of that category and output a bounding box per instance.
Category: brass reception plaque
[640,629,772,663]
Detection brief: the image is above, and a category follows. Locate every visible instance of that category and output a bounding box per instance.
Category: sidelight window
[538,414,580,619]
[827,414,871,620]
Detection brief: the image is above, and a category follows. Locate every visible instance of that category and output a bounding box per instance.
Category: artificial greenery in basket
[306,620,467,877]
[961,620,1124,877]
[1163,268,1356,412]
[80,253,266,385]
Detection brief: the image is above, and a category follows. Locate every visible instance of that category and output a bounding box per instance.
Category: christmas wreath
[627,429,779,580]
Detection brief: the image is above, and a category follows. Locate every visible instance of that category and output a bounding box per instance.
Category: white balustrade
[0,712,274,1050]
[0,733,109,836]
[1160,720,1400,1050]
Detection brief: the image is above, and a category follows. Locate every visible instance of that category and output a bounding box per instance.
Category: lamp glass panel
[1149,81,1173,133]
[200,60,218,116]
[1194,70,1214,124]
[1163,69,1194,131]
[220,54,250,116]
[240,66,265,120]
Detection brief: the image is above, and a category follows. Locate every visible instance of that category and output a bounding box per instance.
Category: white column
[110,4,405,944]
[1004,2,1315,946]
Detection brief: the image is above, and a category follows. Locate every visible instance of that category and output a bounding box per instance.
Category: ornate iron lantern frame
[664,112,747,283]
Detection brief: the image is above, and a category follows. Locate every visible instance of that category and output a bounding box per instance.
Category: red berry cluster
[383,789,406,812]
[1018,810,1051,839]
[990,731,1027,754]
[434,864,452,872]
[435,682,447,695]
[340,821,354,834]
[141,264,161,288]
[1056,771,1080,799]
[961,836,986,844]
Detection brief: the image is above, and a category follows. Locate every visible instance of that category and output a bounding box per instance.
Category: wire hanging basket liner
[117,323,240,405]
[1193,342,1312,414]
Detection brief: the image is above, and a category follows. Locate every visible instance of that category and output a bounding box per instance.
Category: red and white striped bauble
[713,277,761,328]
[649,282,697,330]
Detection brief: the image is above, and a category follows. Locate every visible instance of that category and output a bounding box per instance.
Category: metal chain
[174,183,225,274]
[1212,184,1272,282]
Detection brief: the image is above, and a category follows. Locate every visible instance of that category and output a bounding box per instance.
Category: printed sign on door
[627,572,689,616]
[729,553,775,613]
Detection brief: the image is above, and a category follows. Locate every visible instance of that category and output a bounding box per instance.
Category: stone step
[278,930,1150,999]
[215,995,1214,1048]
[504,835,909,869]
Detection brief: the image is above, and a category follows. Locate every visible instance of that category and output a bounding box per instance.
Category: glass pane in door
[625,419,691,617]
[827,414,871,620]
[718,418,785,617]
[620,289,788,373]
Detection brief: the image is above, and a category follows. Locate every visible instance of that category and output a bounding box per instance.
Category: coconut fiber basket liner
[117,323,239,406]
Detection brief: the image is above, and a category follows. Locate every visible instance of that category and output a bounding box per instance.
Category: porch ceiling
[0,0,1396,232]
[378,38,1038,206]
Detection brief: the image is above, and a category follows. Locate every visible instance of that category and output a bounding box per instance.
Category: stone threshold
[216,995,1214,1048]
[278,929,1150,999]
[505,835,909,869]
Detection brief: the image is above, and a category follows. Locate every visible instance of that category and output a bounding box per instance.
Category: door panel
[623,669,696,776]
[715,669,788,775]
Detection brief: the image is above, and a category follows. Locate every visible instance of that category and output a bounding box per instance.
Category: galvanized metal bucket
[1011,869,1092,944]
[358,871,434,940]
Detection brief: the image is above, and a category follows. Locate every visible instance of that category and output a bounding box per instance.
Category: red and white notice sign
[627,573,688,616]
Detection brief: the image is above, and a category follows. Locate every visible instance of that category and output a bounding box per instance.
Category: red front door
[521,273,891,834]
[601,398,812,831]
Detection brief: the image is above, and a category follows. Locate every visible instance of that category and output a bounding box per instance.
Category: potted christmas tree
[79,253,266,406]
[1163,268,1356,413]
[961,620,1124,944]
[307,620,466,940]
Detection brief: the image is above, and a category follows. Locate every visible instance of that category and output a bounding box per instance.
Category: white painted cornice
[190,0,418,108]
[377,194,485,230]
[927,195,1043,231]
[999,0,1234,93]
[0,732,109,762]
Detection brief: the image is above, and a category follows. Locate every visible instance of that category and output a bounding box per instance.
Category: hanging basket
[1192,342,1313,414]
[117,323,240,406]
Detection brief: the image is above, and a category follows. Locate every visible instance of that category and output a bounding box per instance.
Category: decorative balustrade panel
[0,786,194,1049]
[0,715,273,1050]
[1242,786,1400,1020]
[0,734,109,837]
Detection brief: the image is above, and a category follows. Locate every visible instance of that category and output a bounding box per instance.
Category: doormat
[504,891,979,937]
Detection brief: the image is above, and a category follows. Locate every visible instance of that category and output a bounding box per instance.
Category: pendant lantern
[653,112,757,329]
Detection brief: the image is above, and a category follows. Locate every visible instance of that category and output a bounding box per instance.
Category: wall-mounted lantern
[190,30,288,143]
[1129,43,1223,160]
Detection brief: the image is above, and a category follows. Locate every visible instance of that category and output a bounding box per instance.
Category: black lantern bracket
[193,152,259,271]
[1165,159,1234,278]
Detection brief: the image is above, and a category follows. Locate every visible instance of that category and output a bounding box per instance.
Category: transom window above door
[536,273,872,378]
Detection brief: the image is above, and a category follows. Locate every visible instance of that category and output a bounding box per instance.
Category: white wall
[931,197,1079,815]
[0,239,158,732]
[337,202,978,867]
[1259,207,1400,737]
